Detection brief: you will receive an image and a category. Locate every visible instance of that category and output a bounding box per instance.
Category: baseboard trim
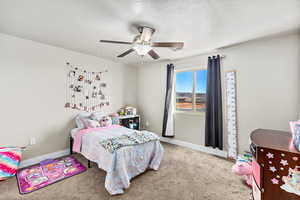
[20,149,69,168]
[20,139,227,168]
[160,137,228,158]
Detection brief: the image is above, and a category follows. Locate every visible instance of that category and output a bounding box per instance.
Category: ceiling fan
[100,26,184,60]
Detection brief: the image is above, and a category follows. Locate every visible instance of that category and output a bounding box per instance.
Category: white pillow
[75,112,91,128]
[81,118,100,128]
[90,112,105,121]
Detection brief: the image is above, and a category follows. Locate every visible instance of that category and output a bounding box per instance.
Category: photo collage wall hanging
[65,62,109,112]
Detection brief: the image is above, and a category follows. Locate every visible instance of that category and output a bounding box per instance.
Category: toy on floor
[232,153,253,187]
[0,146,23,181]
[16,156,86,194]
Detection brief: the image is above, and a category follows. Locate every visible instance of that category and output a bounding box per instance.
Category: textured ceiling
[0,0,300,66]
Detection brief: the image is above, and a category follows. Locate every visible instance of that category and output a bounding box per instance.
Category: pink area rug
[16,156,86,194]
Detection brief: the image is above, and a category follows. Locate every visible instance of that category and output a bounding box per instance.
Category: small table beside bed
[69,113,164,195]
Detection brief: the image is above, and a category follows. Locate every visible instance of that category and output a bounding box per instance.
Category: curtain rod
[190,49,225,58]
[208,55,225,58]
[218,55,226,59]
[167,53,225,63]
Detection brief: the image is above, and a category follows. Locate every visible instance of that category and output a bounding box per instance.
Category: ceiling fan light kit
[100,26,184,60]
[132,44,152,56]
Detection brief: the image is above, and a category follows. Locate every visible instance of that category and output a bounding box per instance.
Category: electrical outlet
[30,137,36,145]
[145,121,149,127]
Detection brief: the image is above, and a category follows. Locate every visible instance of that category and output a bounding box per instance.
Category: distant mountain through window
[175,69,207,111]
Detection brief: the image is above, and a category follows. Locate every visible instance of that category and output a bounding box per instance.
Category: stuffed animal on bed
[99,116,112,127]
[76,113,114,130]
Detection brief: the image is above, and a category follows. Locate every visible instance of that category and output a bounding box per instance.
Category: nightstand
[118,115,140,130]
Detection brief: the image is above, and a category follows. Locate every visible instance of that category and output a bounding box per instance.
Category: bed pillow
[75,112,91,128]
[109,113,120,125]
[90,112,106,121]
[81,118,100,128]
[111,117,120,125]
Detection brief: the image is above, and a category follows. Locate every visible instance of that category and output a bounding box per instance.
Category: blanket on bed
[72,125,164,195]
[73,125,121,153]
[99,131,159,153]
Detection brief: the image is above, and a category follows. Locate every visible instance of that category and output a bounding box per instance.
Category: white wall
[0,33,137,160]
[137,32,300,153]
[1,31,299,160]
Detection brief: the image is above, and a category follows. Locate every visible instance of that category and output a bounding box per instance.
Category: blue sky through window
[176,70,207,93]
[196,70,207,93]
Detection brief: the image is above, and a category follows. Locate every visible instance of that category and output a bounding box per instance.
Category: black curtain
[162,63,175,137]
[205,55,223,150]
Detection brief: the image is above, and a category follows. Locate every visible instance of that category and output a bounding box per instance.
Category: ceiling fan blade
[100,40,132,45]
[151,42,184,49]
[117,49,134,57]
[148,49,160,60]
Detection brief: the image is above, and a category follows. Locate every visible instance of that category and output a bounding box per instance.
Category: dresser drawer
[252,159,262,188]
[252,176,261,200]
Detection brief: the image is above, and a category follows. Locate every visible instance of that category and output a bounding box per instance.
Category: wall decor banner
[225,70,238,159]
[65,62,109,112]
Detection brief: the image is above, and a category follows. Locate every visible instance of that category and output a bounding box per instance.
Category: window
[175,69,207,112]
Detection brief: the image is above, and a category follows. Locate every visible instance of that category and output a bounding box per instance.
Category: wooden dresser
[250,129,300,200]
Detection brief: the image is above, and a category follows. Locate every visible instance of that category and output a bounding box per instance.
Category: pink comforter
[72,125,121,153]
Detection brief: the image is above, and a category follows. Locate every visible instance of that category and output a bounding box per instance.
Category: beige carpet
[0,143,250,200]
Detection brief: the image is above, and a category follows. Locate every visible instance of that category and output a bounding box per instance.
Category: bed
[70,113,164,195]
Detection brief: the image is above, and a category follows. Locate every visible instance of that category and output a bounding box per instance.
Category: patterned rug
[16,156,86,194]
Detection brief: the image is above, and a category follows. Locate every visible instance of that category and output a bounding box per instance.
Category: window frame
[174,67,207,115]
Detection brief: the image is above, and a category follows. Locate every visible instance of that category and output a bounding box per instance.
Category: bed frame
[70,136,91,168]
